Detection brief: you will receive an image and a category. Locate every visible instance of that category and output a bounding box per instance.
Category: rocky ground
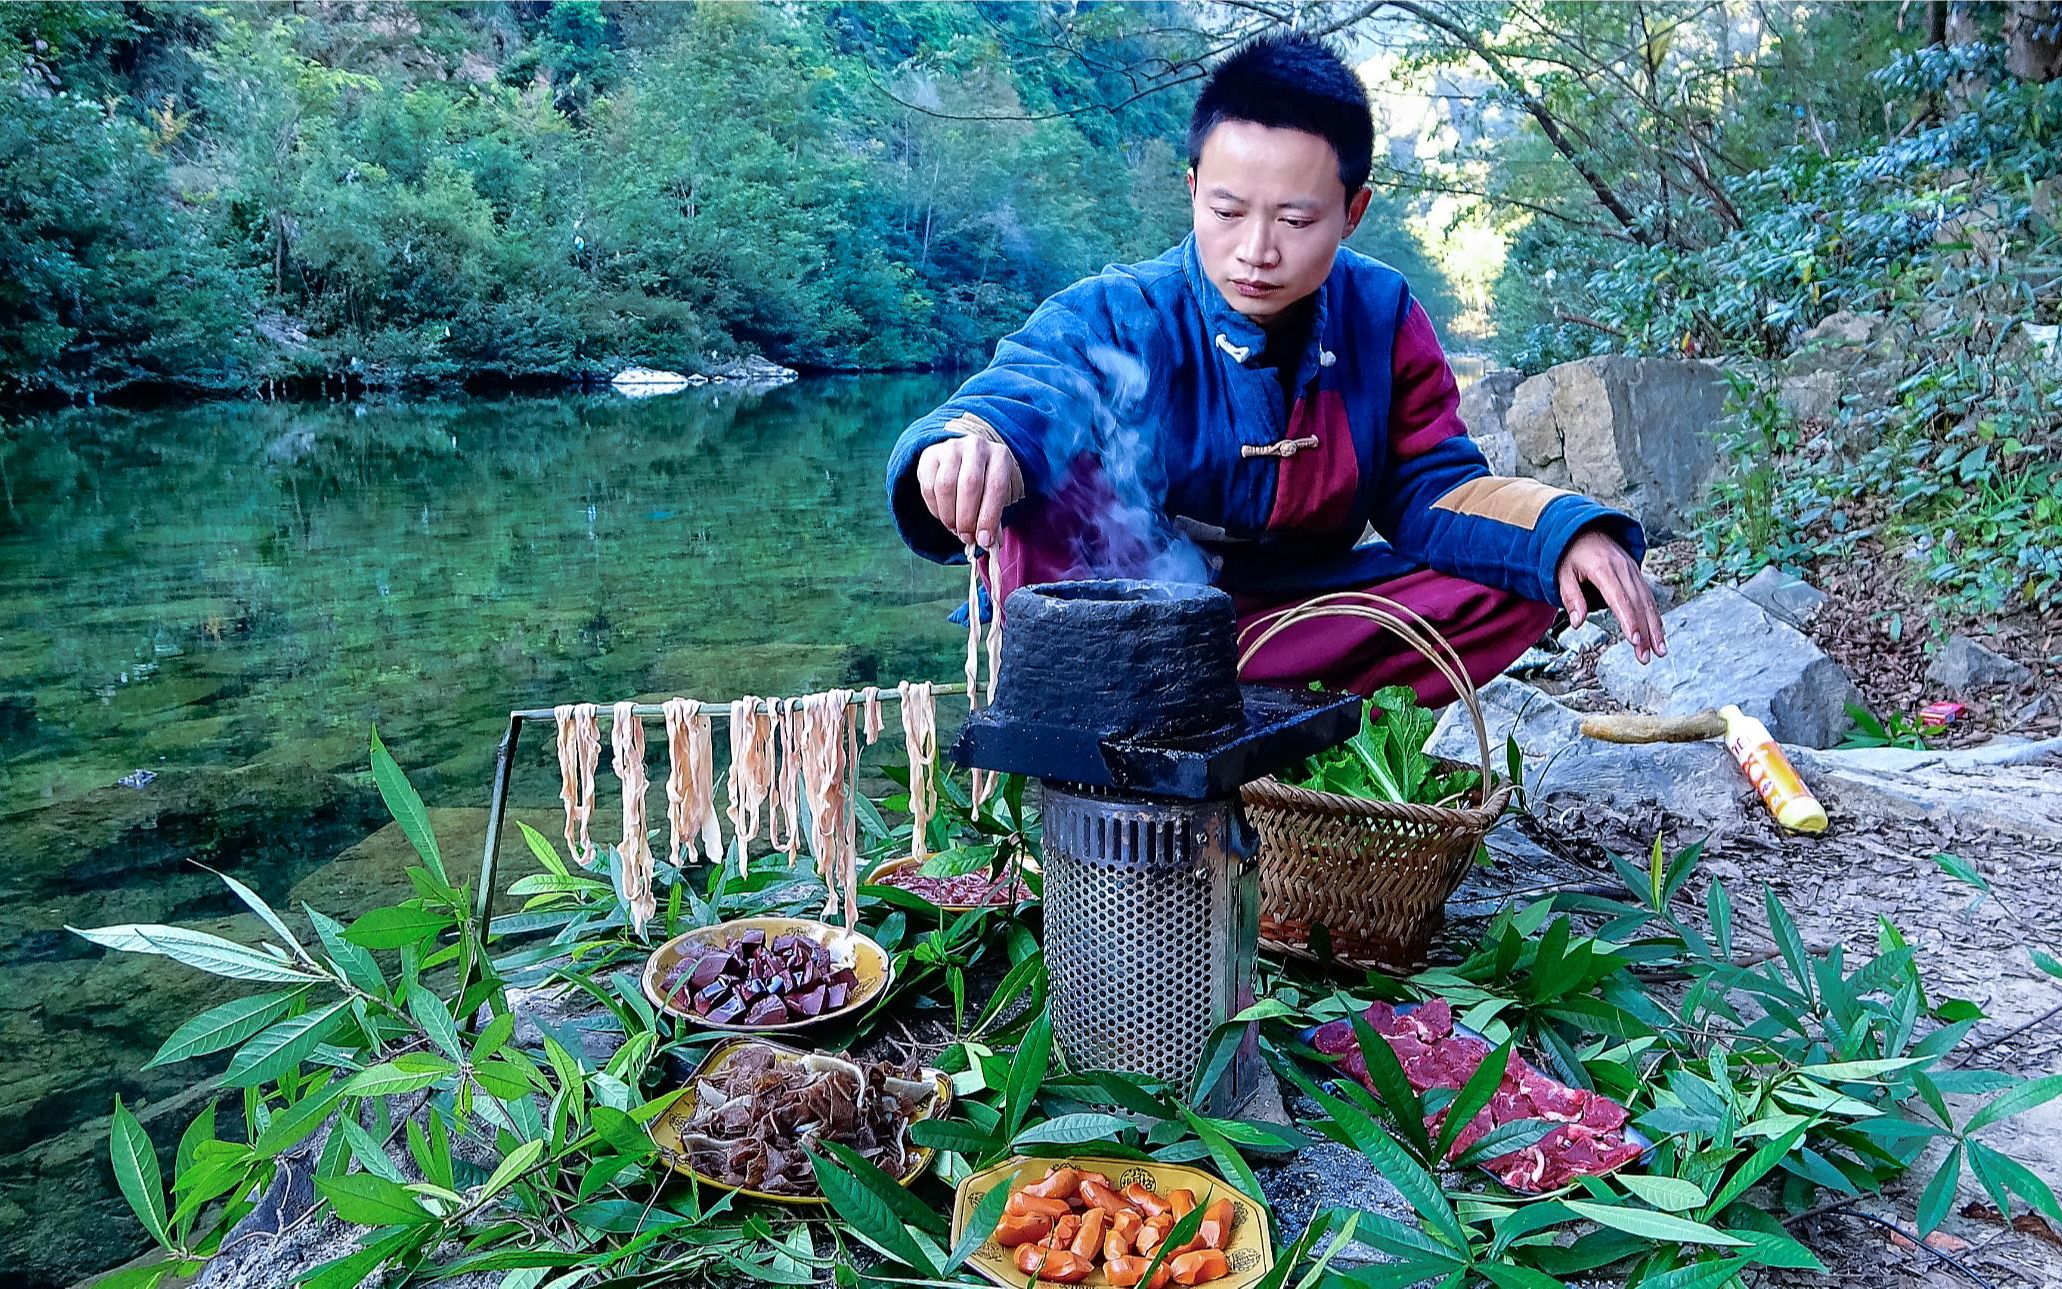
[1418,551,2062,1287]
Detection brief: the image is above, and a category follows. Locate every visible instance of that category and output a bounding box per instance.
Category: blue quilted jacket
[885,235,1642,604]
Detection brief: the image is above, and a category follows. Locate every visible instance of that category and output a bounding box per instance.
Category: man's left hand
[1556,530,1667,664]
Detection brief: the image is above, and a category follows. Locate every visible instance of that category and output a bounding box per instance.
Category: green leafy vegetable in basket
[1283,685,1482,806]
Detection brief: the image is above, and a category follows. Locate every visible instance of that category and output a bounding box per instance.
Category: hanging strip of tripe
[899,680,937,863]
[555,702,602,867]
[611,701,656,935]
[662,697,723,865]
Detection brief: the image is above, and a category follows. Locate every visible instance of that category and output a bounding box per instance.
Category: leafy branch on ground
[72,732,2062,1287]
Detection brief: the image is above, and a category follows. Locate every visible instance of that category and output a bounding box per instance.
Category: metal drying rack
[471,685,971,945]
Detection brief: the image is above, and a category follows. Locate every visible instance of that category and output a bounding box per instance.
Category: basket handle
[1236,590,1498,801]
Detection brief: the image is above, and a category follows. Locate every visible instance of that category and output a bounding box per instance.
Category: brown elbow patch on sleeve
[1427,477,1570,531]
[944,412,1004,445]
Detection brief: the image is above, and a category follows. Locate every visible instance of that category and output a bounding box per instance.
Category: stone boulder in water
[609,366,691,397]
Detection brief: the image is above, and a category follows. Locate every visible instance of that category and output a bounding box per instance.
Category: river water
[0,375,969,1284]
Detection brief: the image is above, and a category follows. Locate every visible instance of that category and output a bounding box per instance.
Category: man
[884,32,1664,706]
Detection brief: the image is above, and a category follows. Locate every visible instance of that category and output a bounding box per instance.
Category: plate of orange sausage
[950,1156,1273,1289]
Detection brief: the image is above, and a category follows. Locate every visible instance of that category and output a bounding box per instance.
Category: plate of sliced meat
[1305,997,1651,1193]
[648,1037,950,1204]
[642,917,892,1031]
[866,854,1039,913]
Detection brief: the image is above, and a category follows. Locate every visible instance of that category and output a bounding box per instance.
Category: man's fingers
[975,446,1013,548]
[918,441,952,530]
[953,451,986,544]
[1557,560,1588,629]
[1636,570,1668,657]
[1601,565,1651,663]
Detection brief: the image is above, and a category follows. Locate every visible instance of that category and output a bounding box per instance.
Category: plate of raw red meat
[1306,997,1650,1193]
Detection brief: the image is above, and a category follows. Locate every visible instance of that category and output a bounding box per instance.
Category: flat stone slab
[1594,587,1865,748]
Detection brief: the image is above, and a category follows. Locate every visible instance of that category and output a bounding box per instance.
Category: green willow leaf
[317,1172,434,1227]
[1011,1112,1133,1147]
[1433,1036,1514,1159]
[806,1149,939,1275]
[816,1139,947,1237]
[372,727,447,885]
[945,1171,1012,1273]
[478,1138,546,1205]
[110,1097,169,1249]
[1965,1073,2062,1133]
[1618,1173,1708,1212]
[1702,1118,1814,1217]
[343,1063,451,1098]
[343,905,450,950]
[1346,1001,1431,1157]
[1564,1200,1747,1246]
[221,1000,349,1087]
[1002,1009,1052,1144]
[69,923,324,982]
[253,1081,348,1157]
[144,988,305,1068]
[306,905,385,995]
[1916,1142,1963,1235]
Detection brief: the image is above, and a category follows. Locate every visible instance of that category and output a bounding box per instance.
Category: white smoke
[1035,343,1211,586]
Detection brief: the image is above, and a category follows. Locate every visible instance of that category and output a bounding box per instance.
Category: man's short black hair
[1187,30,1373,199]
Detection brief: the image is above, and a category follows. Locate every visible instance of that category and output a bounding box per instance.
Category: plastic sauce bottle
[1720,705,1828,833]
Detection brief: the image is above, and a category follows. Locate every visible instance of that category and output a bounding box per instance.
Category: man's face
[1188,119,1370,328]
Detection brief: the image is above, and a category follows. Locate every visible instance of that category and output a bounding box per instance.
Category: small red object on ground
[1920,701,1966,728]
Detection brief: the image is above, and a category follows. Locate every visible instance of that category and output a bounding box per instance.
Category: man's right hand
[916,436,1024,550]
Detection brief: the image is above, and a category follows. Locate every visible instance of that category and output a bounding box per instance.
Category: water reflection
[0,376,969,1285]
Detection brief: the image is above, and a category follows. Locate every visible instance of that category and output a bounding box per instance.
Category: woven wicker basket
[1237,591,1510,974]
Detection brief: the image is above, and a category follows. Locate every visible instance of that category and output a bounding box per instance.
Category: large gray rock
[1777,311,1906,423]
[1426,676,1749,827]
[1504,356,1727,536]
[1457,368,1524,476]
[1737,565,1829,629]
[1593,587,1864,749]
[1925,634,2036,691]
[1790,737,2062,839]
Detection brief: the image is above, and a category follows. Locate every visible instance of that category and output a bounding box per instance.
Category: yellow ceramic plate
[951,1155,1274,1289]
[866,855,1039,914]
[647,1036,952,1206]
[640,916,892,1032]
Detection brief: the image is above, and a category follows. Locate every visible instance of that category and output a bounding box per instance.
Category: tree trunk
[2006,2,2062,81]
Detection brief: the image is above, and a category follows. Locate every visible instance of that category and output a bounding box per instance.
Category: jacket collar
[1180,233,1337,386]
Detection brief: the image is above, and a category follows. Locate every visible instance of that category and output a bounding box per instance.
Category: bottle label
[1726,732,1810,811]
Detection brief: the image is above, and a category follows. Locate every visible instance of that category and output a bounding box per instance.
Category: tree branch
[1373,0,1655,244]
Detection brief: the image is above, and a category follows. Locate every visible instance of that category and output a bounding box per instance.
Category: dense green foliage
[76,735,2062,1286]
[1397,0,2059,617]
[0,1,1461,397]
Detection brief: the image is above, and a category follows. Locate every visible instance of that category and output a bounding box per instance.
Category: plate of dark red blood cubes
[1306,997,1652,1193]
[641,917,892,1031]
[866,855,1036,913]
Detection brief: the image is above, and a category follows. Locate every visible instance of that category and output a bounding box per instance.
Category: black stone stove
[951,580,1361,799]
[950,579,1360,1111]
